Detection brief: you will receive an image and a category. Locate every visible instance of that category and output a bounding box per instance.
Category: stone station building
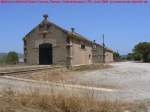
[23,14,113,67]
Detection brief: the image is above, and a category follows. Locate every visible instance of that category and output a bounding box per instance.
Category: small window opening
[81,41,85,49]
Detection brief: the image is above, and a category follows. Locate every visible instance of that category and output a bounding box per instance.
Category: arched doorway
[39,43,53,65]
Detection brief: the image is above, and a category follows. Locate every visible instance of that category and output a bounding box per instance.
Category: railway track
[0,65,65,76]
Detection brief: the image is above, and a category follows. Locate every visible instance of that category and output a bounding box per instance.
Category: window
[81,44,85,49]
[81,41,85,49]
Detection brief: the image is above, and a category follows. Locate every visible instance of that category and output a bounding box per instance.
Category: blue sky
[0,3,150,54]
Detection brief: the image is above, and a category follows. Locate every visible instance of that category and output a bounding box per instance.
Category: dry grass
[0,88,147,112]
[32,71,72,82]
[14,64,114,88]
[15,70,118,89]
[15,70,74,82]
[72,64,111,71]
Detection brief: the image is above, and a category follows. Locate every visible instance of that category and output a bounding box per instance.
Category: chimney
[43,14,48,20]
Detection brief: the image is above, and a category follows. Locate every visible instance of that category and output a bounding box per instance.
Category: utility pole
[67,27,74,69]
[102,34,105,63]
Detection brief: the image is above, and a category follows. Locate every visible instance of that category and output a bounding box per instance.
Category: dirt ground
[14,62,150,101]
[14,64,112,88]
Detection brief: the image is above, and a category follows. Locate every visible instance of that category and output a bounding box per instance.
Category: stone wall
[71,39,93,66]
[24,24,68,65]
[105,51,114,63]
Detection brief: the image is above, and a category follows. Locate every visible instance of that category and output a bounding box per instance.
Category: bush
[147,53,150,62]
[0,55,7,64]
[6,51,19,64]
[133,53,142,61]
[127,53,134,60]
[133,42,150,62]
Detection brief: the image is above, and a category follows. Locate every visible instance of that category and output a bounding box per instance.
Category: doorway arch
[39,43,53,65]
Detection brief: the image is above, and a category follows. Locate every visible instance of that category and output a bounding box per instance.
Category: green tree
[133,53,142,61]
[6,52,19,64]
[0,55,7,64]
[120,55,127,60]
[147,53,150,62]
[133,42,150,62]
[127,53,134,60]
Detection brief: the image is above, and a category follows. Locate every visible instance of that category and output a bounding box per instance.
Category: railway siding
[0,65,66,76]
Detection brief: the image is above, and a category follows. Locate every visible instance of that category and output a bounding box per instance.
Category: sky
[0,2,150,55]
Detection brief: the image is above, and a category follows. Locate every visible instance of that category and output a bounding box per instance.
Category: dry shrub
[72,64,111,71]
[30,71,72,82]
[0,88,147,112]
[15,64,111,83]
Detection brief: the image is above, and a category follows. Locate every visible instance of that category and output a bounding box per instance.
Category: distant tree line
[0,51,19,64]
[113,42,150,63]
[126,42,150,62]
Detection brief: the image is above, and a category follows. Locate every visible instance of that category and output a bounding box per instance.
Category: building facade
[23,15,113,67]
